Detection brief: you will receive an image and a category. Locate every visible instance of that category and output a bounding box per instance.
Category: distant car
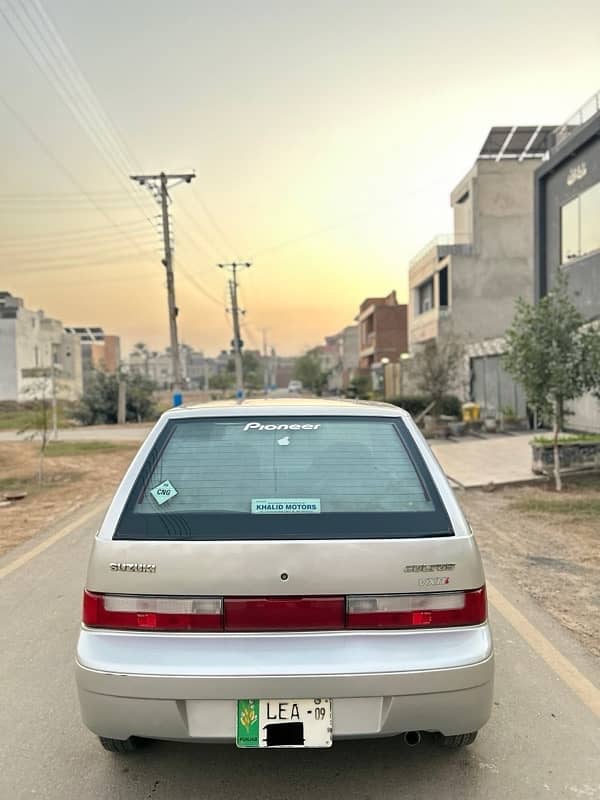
[76,399,493,753]
[287,380,303,393]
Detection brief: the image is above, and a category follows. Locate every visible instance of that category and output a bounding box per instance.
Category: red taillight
[82,591,223,631]
[82,587,486,632]
[346,587,487,629]
[224,597,345,631]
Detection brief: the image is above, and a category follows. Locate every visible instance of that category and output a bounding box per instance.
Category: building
[408,125,555,414]
[0,291,83,402]
[318,326,359,392]
[357,292,408,377]
[274,356,296,389]
[535,90,600,431]
[64,326,121,388]
[127,344,227,390]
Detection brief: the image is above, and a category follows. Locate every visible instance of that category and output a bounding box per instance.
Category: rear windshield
[114,416,452,540]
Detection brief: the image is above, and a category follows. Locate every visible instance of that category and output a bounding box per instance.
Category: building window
[561,180,600,263]
[418,278,434,314]
[438,267,448,307]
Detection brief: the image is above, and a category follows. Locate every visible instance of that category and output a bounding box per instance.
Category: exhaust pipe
[403,731,421,747]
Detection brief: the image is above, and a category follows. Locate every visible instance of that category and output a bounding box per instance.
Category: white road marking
[488,582,600,719]
[0,498,107,581]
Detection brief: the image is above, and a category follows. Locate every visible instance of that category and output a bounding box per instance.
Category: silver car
[76,399,494,753]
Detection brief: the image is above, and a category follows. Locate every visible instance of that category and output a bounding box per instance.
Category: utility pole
[218,261,251,401]
[261,328,269,395]
[50,342,58,440]
[130,171,195,406]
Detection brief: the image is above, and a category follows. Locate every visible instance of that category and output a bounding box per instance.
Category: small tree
[413,334,464,416]
[226,352,262,391]
[294,351,328,395]
[503,271,600,491]
[19,378,52,482]
[346,375,371,400]
[209,372,234,392]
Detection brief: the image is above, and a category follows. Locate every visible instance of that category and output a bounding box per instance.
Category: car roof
[161,397,410,420]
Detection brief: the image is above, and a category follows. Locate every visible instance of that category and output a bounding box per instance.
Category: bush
[387,395,461,418]
[75,370,157,425]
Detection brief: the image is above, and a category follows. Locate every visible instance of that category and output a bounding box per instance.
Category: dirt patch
[461,473,600,659]
[0,441,138,558]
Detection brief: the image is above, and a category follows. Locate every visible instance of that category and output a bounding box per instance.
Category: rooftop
[552,89,600,152]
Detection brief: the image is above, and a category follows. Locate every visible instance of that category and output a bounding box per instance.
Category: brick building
[357,291,408,371]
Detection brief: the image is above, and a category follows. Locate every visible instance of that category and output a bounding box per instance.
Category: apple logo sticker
[277,436,290,446]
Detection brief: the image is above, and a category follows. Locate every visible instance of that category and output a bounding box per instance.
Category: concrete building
[319,326,359,392]
[0,292,83,402]
[357,291,408,373]
[64,326,121,390]
[408,125,555,415]
[535,91,600,431]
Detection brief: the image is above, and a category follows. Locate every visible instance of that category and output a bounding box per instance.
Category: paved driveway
[431,433,536,488]
[0,502,598,799]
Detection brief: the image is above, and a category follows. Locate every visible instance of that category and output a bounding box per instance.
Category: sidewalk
[431,432,538,489]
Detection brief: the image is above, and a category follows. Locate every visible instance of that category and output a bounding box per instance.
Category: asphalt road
[1,503,599,800]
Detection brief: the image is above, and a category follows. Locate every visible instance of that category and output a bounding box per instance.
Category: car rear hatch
[85,413,486,629]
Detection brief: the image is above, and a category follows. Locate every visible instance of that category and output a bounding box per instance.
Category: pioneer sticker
[243,422,320,432]
[251,499,321,514]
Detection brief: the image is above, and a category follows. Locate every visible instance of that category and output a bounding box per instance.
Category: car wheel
[98,736,145,753]
[436,731,478,748]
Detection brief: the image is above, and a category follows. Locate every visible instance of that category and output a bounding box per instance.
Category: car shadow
[99,735,489,800]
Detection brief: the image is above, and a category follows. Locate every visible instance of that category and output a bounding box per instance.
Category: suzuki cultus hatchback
[76,399,494,752]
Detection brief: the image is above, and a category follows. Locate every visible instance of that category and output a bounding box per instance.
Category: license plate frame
[236,698,333,748]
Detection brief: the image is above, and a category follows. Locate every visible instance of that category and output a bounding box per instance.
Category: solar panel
[479,127,512,156]
[478,125,557,160]
[527,126,555,155]
[504,127,537,154]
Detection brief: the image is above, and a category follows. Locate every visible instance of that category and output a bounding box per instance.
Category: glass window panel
[580,181,600,258]
[561,197,580,263]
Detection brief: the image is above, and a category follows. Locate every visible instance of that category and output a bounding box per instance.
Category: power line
[0,92,154,259]
[1,0,157,228]
[13,269,161,288]
[2,250,157,274]
[191,183,241,259]
[8,0,149,187]
[1,220,155,245]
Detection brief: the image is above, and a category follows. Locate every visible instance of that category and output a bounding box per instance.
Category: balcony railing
[409,233,471,267]
[552,90,600,151]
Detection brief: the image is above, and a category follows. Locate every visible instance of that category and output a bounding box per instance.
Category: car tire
[436,731,478,748]
[98,736,145,753]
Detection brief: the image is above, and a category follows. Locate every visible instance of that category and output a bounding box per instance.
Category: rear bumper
[75,624,494,741]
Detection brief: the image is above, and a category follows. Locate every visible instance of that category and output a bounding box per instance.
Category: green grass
[44,441,137,457]
[533,433,600,447]
[0,407,74,431]
[514,496,600,517]
[512,471,600,517]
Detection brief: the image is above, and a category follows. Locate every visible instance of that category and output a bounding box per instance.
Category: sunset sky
[1,0,599,357]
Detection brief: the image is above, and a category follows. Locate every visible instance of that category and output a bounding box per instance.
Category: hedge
[387,395,462,418]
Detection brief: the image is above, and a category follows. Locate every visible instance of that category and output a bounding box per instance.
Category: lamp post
[380,357,390,398]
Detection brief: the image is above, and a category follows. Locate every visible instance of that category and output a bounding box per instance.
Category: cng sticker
[237,699,259,748]
[149,479,178,506]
